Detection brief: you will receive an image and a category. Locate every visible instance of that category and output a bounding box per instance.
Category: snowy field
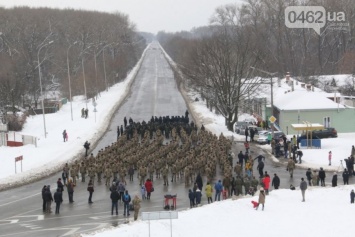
[84,186,354,237]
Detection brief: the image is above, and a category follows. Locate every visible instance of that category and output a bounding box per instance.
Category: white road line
[0,193,41,207]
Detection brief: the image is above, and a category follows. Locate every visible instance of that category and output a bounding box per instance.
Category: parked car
[313,128,337,138]
[257,131,285,144]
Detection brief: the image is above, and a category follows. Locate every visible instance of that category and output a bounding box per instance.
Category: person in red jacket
[144,179,153,200]
[262,172,271,195]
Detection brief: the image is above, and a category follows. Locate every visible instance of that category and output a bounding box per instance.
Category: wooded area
[158,0,355,131]
[0,7,146,116]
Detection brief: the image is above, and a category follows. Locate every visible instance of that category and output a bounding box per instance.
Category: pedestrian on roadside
[195,188,202,205]
[44,185,53,213]
[328,151,332,166]
[87,180,94,204]
[118,181,126,202]
[42,185,47,212]
[85,108,88,119]
[297,150,303,164]
[343,168,350,185]
[122,190,131,216]
[62,130,67,142]
[67,179,75,203]
[141,185,146,200]
[53,188,63,214]
[205,182,213,204]
[214,180,223,201]
[262,172,271,195]
[57,178,64,192]
[272,173,280,190]
[319,168,326,187]
[300,178,307,202]
[332,172,338,187]
[306,168,312,186]
[144,178,153,200]
[244,127,249,142]
[110,189,120,215]
[188,189,195,208]
[256,187,265,211]
[132,194,141,221]
[351,190,355,204]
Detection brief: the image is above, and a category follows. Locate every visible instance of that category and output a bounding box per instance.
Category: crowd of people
[43,113,355,218]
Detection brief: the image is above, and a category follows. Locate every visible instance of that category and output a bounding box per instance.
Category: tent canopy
[291,122,324,131]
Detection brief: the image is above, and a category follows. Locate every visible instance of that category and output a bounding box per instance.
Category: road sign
[269,116,277,124]
[15,156,23,162]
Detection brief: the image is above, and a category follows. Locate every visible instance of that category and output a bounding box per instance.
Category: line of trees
[158,0,355,131]
[0,7,146,118]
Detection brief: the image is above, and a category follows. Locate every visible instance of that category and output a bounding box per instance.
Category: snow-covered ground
[0,46,148,190]
[84,186,354,237]
[1,43,354,236]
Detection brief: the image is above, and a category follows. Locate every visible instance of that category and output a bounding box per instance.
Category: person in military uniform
[139,165,147,186]
[132,194,141,221]
[80,162,87,182]
[250,176,259,196]
[243,176,251,195]
[105,167,112,186]
[162,165,169,186]
[235,175,243,196]
[88,166,96,185]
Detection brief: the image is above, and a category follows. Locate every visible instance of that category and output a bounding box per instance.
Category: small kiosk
[291,122,324,148]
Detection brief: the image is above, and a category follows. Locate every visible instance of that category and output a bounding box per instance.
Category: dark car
[313,128,337,138]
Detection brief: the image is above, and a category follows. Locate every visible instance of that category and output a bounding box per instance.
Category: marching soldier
[80,162,87,182]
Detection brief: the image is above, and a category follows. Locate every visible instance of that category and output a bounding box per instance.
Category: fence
[22,134,37,147]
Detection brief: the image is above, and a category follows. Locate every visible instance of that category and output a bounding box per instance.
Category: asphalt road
[0,42,351,237]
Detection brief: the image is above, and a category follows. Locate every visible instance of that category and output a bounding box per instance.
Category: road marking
[0,193,41,207]
[16,215,44,220]
[0,219,19,224]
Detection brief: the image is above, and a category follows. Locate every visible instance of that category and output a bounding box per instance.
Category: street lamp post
[102,46,108,92]
[250,67,277,138]
[81,57,88,109]
[67,42,77,121]
[37,41,53,138]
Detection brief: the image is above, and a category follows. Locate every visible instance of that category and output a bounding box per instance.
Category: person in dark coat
[343,168,350,185]
[195,189,202,205]
[250,128,255,142]
[351,190,355,204]
[257,160,264,178]
[188,189,195,208]
[271,173,280,189]
[84,141,90,157]
[44,186,53,213]
[110,189,120,215]
[195,173,203,190]
[53,188,63,214]
[117,126,120,140]
[120,125,124,136]
[244,127,249,142]
[318,168,326,187]
[124,117,127,128]
[306,168,312,186]
[42,185,47,212]
[238,151,244,167]
[57,178,64,192]
[332,172,338,187]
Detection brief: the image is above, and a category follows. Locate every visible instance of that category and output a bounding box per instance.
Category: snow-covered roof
[256,77,345,111]
[274,90,345,110]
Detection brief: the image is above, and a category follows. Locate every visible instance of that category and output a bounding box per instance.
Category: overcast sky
[0,0,242,34]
